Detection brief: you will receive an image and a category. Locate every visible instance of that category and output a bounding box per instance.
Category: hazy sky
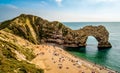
[0,0,120,22]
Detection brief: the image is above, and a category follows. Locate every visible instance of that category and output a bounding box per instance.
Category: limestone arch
[81,25,112,48]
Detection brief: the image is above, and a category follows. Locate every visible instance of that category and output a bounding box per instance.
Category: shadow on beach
[64,47,86,53]
[64,46,111,53]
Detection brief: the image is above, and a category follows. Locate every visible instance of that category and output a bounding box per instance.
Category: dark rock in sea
[0,14,112,49]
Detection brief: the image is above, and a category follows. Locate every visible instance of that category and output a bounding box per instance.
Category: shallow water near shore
[63,22,120,72]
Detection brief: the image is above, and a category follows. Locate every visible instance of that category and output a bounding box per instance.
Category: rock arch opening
[86,36,98,48]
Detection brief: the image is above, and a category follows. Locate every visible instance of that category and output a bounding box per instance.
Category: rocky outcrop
[0,14,112,49]
[60,25,112,49]
[76,25,112,48]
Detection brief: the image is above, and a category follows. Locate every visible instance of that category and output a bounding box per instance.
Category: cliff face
[0,14,112,48]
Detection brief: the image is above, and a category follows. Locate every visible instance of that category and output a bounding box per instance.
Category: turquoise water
[62,22,120,72]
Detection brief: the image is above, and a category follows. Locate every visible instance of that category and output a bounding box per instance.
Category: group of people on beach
[35,45,117,73]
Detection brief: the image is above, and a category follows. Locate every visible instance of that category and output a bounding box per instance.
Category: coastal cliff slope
[0,30,44,73]
[0,14,111,48]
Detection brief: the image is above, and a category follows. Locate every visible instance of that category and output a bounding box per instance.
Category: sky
[0,0,120,22]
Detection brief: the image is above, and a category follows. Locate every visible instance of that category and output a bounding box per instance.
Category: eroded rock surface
[0,14,112,49]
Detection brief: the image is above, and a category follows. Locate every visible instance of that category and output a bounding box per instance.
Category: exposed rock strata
[0,14,112,49]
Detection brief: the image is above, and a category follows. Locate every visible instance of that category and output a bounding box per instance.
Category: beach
[31,44,116,73]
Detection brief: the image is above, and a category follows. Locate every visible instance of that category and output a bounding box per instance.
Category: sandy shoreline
[68,52,117,73]
[31,44,117,73]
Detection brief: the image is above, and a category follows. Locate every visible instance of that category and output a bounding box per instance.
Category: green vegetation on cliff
[0,31,44,73]
[0,14,71,44]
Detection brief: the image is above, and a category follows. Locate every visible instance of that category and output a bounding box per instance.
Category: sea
[62,22,120,72]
